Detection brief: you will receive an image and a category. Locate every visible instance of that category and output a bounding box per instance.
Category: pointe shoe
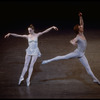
[18,77,24,85]
[26,79,30,87]
[42,60,49,64]
[93,79,100,85]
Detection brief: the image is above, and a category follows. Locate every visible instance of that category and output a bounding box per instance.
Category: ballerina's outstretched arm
[4,33,28,39]
[37,26,58,37]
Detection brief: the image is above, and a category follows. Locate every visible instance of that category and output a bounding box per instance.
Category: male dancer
[42,12,100,85]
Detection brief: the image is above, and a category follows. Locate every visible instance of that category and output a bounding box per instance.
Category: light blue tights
[42,50,100,84]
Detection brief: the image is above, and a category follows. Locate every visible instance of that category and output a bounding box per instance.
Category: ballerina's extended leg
[26,55,38,86]
[18,55,31,85]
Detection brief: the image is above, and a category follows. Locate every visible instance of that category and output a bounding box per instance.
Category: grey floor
[0,29,100,99]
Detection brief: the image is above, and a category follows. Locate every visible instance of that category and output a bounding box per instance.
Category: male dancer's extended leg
[18,54,31,85]
[26,55,38,86]
[79,55,100,84]
[42,52,79,64]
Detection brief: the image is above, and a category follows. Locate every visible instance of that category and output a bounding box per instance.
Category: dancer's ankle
[93,79,100,85]
[26,78,30,86]
[18,76,24,85]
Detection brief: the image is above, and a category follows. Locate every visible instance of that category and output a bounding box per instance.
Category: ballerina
[4,24,58,86]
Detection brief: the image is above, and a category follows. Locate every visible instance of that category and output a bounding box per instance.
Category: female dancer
[42,12,100,85]
[4,24,58,86]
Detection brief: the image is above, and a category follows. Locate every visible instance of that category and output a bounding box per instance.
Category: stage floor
[0,29,100,99]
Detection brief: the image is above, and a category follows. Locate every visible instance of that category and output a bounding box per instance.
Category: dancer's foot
[26,78,30,87]
[42,60,49,64]
[18,77,24,85]
[93,79,100,85]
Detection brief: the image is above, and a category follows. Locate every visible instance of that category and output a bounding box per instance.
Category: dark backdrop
[0,0,100,36]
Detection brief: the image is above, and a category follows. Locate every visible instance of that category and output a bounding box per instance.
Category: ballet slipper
[18,77,24,85]
[93,79,100,85]
[42,60,49,64]
[26,78,30,86]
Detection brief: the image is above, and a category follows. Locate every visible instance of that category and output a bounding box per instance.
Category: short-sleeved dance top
[26,37,41,57]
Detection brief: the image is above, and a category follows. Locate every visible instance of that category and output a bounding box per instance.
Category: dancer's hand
[70,39,77,46]
[52,26,58,31]
[4,33,11,38]
[78,12,82,16]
